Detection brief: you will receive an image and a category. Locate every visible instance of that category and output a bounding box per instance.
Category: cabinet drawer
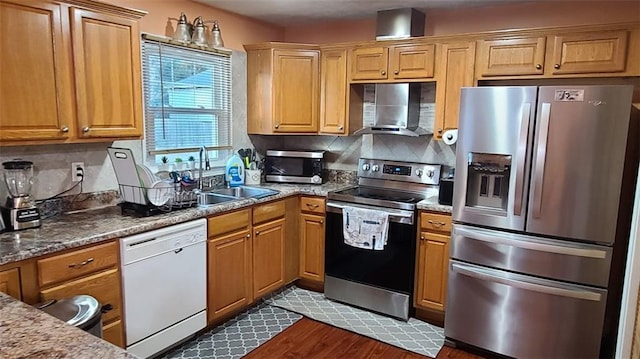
[103,319,124,348]
[40,268,122,323]
[208,209,251,238]
[420,212,452,233]
[253,200,285,225]
[300,196,325,214]
[37,241,119,287]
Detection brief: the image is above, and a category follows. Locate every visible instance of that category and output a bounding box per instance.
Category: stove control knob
[426,170,435,178]
[371,165,380,172]
[311,175,322,184]
[362,163,370,171]
[415,169,423,177]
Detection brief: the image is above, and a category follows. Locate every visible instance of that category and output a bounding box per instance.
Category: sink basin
[197,192,237,206]
[209,186,280,199]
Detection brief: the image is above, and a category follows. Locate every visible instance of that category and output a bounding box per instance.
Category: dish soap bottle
[225,154,244,187]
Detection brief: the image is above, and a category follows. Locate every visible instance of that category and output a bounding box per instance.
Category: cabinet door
[207,230,252,322]
[350,47,389,81]
[102,319,124,348]
[253,218,285,298]
[477,36,546,77]
[415,232,450,311]
[0,1,73,142]
[299,213,325,283]
[71,8,142,138]
[273,49,319,133]
[390,43,435,79]
[434,41,476,139]
[550,30,628,74]
[320,49,348,134]
[0,268,21,300]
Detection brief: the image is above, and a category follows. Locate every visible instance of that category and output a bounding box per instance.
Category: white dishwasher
[121,218,207,358]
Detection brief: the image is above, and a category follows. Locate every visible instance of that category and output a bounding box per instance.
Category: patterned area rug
[264,286,445,358]
[158,302,302,359]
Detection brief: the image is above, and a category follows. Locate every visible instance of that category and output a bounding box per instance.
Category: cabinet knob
[437,128,443,134]
[320,220,324,224]
[274,124,279,129]
[246,234,250,238]
[394,70,399,75]
[535,64,542,70]
[381,70,386,76]
[554,64,560,69]
[338,126,344,131]
[420,235,425,241]
[255,231,260,236]
[101,304,113,313]
[82,126,90,133]
[60,126,69,133]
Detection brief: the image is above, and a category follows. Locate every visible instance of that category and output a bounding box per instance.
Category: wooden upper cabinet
[0,0,144,146]
[434,41,476,139]
[245,43,319,134]
[390,43,435,79]
[550,30,628,74]
[349,43,435,82]
[71,8,143,139]
[476,36,547,77]
[320,48,348,134]
[0,1,74,142]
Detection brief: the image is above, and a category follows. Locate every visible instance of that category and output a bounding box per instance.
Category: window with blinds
[141,34,232,166]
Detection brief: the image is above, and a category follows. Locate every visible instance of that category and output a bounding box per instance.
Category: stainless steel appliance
[1,160,40,231]
[121,219,207,358]
[445,85,638,358]
[264,150,324,184]
[325,158,441,320]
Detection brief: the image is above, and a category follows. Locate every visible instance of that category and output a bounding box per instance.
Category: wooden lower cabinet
[0,267,21,299]
[414,212,452,312]
[36,240,124,348]
[299,212,325,283]
[253,218,285,298]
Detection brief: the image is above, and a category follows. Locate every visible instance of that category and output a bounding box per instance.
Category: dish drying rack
[117,183,199,217]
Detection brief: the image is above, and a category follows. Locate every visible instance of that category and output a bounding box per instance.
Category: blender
[1,160,41,231]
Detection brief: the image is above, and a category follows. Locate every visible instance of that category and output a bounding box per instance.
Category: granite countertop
[416,197,453,213]
[0,292,139,359]
[0,182,352,266]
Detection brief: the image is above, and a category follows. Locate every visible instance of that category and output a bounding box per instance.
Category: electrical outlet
[71,162,85,182]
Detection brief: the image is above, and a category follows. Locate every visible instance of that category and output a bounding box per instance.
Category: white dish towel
[342,206,389,250]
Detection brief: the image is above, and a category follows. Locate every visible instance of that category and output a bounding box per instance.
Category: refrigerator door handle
[454,225,607,259]
[513,103,531,216]
[532,102,551,218]
[451,262,603,301]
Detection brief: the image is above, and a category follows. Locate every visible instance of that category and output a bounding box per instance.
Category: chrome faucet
[198,146,211,190]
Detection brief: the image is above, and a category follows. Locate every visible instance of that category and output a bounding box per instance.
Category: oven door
[325,201,416,294]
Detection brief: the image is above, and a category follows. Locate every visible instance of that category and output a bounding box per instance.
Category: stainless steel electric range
[325,158,442,320]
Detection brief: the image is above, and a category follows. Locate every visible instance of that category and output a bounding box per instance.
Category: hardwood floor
[244,317,485,359]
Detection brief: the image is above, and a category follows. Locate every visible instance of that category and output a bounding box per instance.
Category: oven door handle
[326,201,414,225]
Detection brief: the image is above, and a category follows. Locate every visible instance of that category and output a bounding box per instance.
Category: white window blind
[141,34,232,165]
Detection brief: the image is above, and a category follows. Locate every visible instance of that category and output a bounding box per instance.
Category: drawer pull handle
[306,203,319,209]
[101,304,113,313]
[68,258,94,268]
[428,220,446,227]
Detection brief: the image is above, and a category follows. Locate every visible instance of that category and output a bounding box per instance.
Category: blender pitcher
[3,160,34,198]
[1,160,41,231]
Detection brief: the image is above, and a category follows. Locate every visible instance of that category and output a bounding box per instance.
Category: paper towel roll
[442,129,458,145]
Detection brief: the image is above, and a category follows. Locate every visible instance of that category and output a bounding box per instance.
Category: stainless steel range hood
[354,83,430,137]
[354,9,429,137]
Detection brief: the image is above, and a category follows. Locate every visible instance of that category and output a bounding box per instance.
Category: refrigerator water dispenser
[465,153,511,212]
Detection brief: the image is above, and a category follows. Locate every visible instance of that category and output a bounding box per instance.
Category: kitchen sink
[209,186,280,199]
[197,192,238,206]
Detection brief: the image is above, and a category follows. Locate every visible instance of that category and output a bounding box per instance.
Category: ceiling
[193,0,541,26]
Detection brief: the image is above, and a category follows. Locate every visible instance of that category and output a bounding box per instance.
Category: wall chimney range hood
[354,8,430,137]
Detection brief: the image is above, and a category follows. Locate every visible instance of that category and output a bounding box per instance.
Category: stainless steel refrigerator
[445,85,638,359]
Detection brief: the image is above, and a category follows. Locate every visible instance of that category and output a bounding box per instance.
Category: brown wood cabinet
[299,196,325,283]
[476,28,634,78]
[349,43,435,82]
[252,200,286,298]
[0,267,21,299]
[0,0,144,145]
[207,209,252,323]
[434,41,476,139]
[245,43,320,134]
[414,211,452,312]
[36,240,124,347]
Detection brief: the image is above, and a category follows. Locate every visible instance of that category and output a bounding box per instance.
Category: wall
[284,1,640,43]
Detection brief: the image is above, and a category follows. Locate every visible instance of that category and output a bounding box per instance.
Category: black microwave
[264,150,324,184]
